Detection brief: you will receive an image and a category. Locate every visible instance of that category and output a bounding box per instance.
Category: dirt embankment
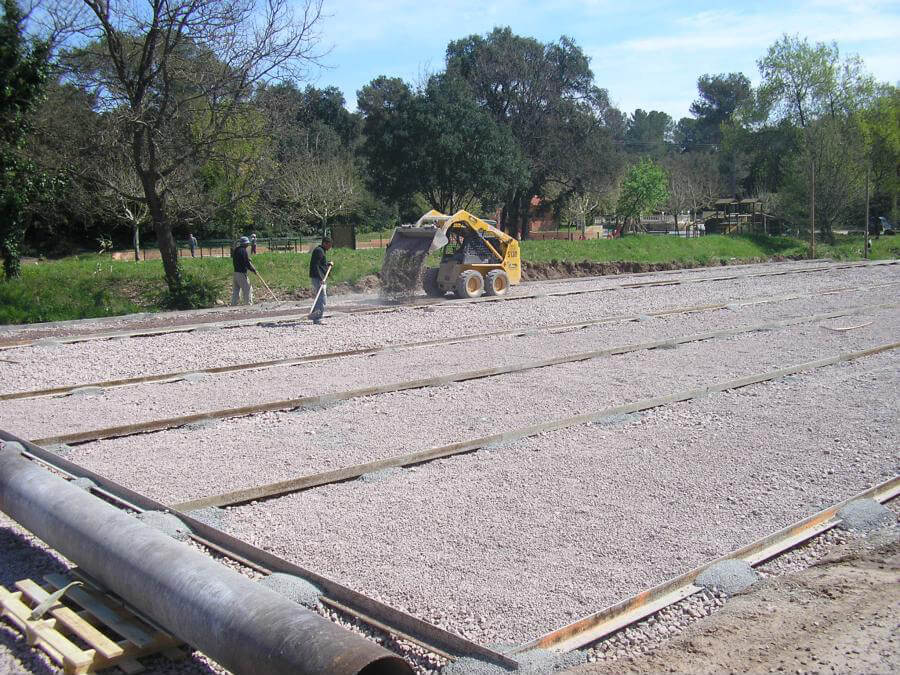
[568,534,900,675]
[316,256,799,296]
[521,256,796,281]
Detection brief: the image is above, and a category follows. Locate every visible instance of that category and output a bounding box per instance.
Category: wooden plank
[3,579,185,675]
[14,579,124,660]
[115,658,145,674]
[43,574,155,648]
[0,586,95,672]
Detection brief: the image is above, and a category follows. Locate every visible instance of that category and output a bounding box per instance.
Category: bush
[159,273,220,309]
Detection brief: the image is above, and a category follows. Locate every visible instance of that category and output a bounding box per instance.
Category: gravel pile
[694,559,759,594]
[444,648,585,674]
[379,233,433,299]
[837,498,896,532]
[135,510,192,541]
[257,573,322,609]
[0,261,893,394]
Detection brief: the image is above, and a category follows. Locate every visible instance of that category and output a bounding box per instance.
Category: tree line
[0,0,897,302]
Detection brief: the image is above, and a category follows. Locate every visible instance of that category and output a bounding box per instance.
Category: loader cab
[442,227,502,265]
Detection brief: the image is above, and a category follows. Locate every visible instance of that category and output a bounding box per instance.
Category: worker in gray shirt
[308,237,333,323]
[231,236,257,305]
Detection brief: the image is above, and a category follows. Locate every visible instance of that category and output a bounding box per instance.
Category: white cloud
[616,1,900,55]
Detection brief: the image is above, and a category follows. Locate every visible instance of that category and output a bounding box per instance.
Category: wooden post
[810,159,816,258]
[864,163,870,260]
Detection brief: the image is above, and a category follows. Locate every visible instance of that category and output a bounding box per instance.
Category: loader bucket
[380,226,448,299]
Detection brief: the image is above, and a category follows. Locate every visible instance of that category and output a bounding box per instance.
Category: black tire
[423,268,443,297]
[454,270,484,299]
[485,269,510,296]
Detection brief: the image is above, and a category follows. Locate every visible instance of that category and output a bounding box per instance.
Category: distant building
[703,198,782,235]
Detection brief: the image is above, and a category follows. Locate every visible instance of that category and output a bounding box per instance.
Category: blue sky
[312,0,900,119]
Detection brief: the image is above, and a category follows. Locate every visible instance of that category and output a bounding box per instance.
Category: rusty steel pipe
[0,447,412,675]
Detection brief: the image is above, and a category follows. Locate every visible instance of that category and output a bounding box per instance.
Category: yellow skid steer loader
[380,209,521,299]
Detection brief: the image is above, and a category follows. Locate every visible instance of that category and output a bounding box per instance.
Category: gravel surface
[215,350,897,645]
[0,261,894,394]
[0,259,847,341]
[4,283,895,440]
[43,301,898,504]
[1,259,897,674]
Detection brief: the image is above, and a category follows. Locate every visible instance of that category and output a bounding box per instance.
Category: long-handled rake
[254,270,279,302]
[308,263,334,319]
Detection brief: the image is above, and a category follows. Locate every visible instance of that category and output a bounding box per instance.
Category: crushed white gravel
[3,284,896,440]
[37,301,898,504]
[218,353,898,646]
[0,261,894,394]
[1,259,898,675]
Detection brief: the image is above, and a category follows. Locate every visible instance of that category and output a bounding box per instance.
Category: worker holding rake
[230,236,257,305]
[308,237,333,324]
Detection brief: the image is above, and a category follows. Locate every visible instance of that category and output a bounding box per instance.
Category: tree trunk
[144,182,180,289]
[132,225,140,261]
[517,192,530,240]
[1,232,22,279]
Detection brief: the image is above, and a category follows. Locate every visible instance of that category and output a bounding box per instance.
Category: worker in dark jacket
[308,237,333,323]
[231,236,257,305]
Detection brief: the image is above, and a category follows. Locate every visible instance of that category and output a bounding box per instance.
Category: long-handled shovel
[254,269,279,302]
[308,262,334,319]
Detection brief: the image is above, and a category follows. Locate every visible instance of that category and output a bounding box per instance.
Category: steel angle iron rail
[2,259,894,351]
[6,279,894,402]
[513,476,900,654]
[0,430,518,671]
[174,339,900,511]
[30,302,896,448]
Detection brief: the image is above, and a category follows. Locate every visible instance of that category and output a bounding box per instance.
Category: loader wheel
[485,269,509,296]
[423,268,443,297]
[455,270,485,299]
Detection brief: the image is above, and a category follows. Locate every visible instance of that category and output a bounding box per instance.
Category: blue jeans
[310,277,326,319]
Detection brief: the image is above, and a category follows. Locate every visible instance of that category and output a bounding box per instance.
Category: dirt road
[569,532,899,675]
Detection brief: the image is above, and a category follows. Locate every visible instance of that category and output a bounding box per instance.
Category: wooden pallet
[0,573,185,674]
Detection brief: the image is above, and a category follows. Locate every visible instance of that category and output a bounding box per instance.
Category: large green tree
[357,76,420,216]
[445,27,620,238]
[757,34,876,242]
[617,158,668,232]
[625,109,674,157]
[689,73,752,149]
[858,86,900,221]
[0,0,50,279]
[58,0,325,298]
[357,72,528,216]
